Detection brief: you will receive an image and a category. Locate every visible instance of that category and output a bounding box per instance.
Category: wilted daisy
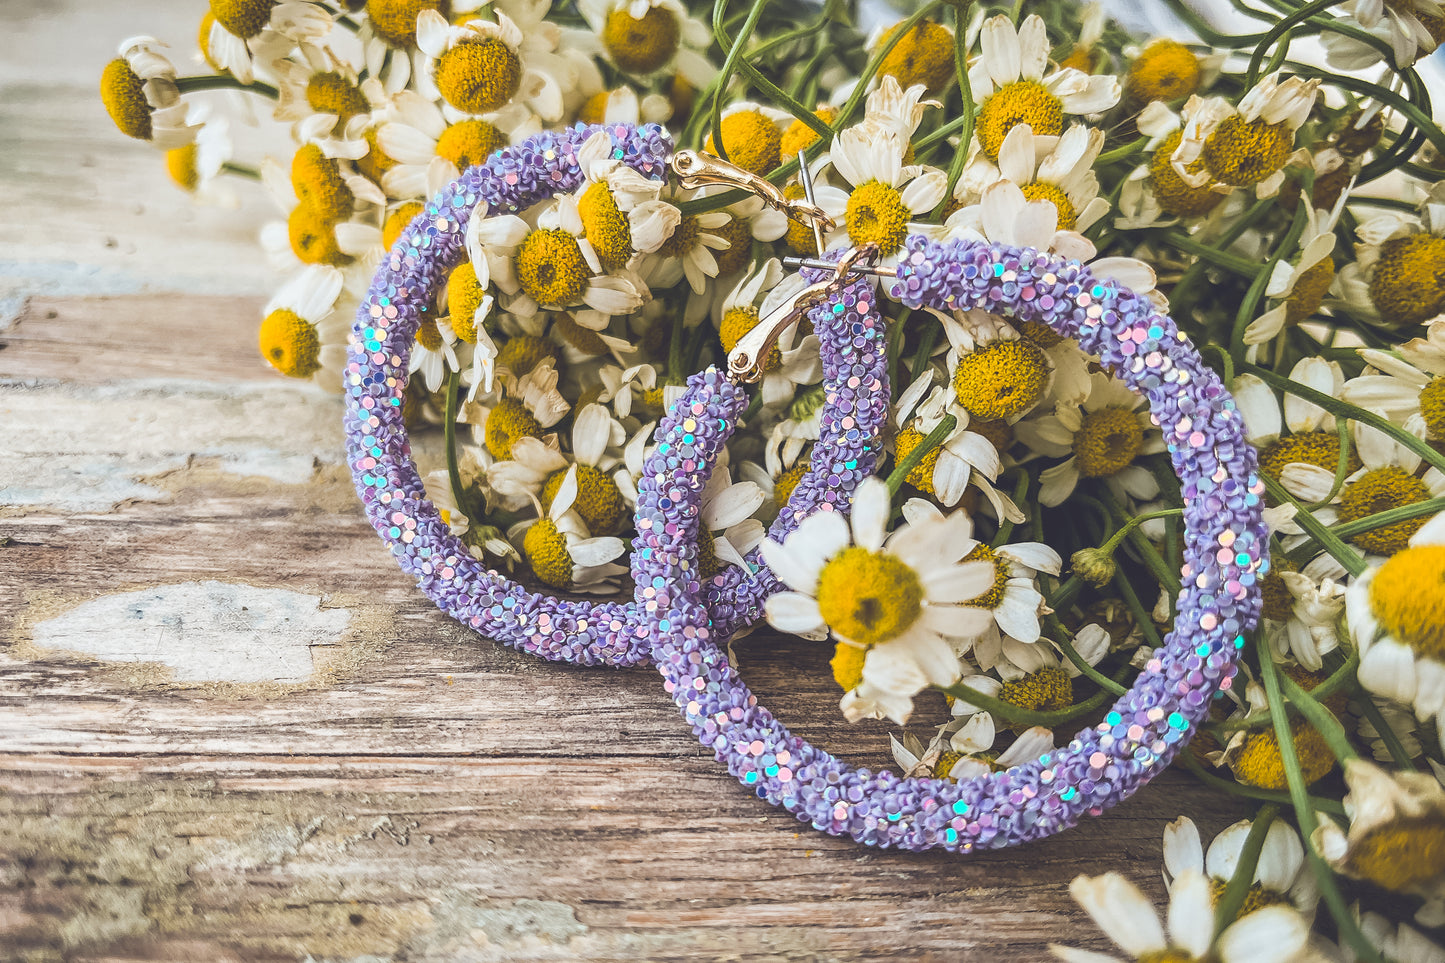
[1172,73,1320,198]
[762,478,995,724]
[1124,37,1223,105]
[1341,0,1445,66]
[1052,869,1315,962]
[1243,189,1349,358]
[1335,183,1445,329]
[258,265,348,389]
[1231,360,1357,501]
[1015,370,1166,508]
[1342,323,1445,439]
[865,17,958,97]
[512,467,627,591]
[1220,680,1338,790]
[1162,815,1319,921]
[1346,511,1445,724]
[163,108,236,207]
[100,37,198,150]
[571,129,678,270]
[968,14,1120,162]
[409,313,464,393]
[203,0,331,85]
[1314,758,1445,926]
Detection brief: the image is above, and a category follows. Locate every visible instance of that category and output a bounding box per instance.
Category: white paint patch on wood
[30,581,352,683]
[0,380,343,509]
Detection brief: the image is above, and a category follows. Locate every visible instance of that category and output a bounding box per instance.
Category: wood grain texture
[0,3,1250,960]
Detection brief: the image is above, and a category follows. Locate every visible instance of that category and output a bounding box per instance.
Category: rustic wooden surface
[0,4,1250,960]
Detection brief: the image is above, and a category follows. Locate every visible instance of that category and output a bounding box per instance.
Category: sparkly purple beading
[342,125,886,668]
[633,236,1267,851]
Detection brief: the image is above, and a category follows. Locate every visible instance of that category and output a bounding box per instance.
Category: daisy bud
[1070,547,1117,587]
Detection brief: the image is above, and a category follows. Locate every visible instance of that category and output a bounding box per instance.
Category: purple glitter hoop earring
[631,236,1268,852]
[342,124,889,669]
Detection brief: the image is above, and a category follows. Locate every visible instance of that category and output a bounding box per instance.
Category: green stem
[1232,201,1307,368]
[1213,803,1279,936]
[707,0,771,164]
[1210,648,1359,733]
[1098,508,1184,557]
[1258,650,1384,963]
[220,161,260,180]
[1177,752,1347,815]
[1277,671,1358,764]
[1103,490,1181,596]
[174,75,279,98]
[942,662,1133,728]
[1261,474,1367,577]
[1095,135,1150,166]
[1163,233,1265,278]
[1327,495,1445,542]
[1245,0,1334,86]
[1046,615,1129,696]
[934,2,976,219]
[1112,559,1164,651]
[907,321,939,380]
[887,415,956,496]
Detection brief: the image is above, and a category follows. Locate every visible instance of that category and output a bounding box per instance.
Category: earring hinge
[669,149,835,236]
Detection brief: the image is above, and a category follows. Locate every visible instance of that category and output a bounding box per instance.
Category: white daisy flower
[1342,322,1445,436]
[695,464,768,574]
[511,466,627,592]
[1231,359,1354,503]
[762,478,996,724]
[101,36,199,150]
[575,0,715,88]
[958,123,1110,234]
[1334,182,1445,330]
[1052,869,1314,962]
[205,1,332,86]
[1244,189,1350,359]
[416,8,575,122]
[571,129,678,270]
[892,368,1011,514]
[1162,815,1319,920]
[408,312,465,393]
[487,403,627,533]
[1345,511,1445,724]
[1172,73,1320,199]
[1313,758,1445,927]
[1340,0,1445,66]
[969,14,1120,163]
[1015,370,1167,508]
[272,44,385,138]
[163,107,237,208]
[257,265,349,389]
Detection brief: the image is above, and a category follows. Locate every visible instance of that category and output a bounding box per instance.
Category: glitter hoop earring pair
[344,123,1269,852]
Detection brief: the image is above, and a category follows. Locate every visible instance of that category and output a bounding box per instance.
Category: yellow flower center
[659,214,700,258]
[434,39,523,115]
[1074,406,1145,478]
[1339,466,1430,556]
[1127,39,1201,103]
[1285,255,1334,325]
[541,464,625,536]
[1258,430,1355,481]
[166,143,200,192]
[515,228,592,307]
[711,215,753,276]
[1059,45,1094,73]
[1231,721,1335,789]
[719,307,781,371]
[1020,182,1077,231]
[1020,319,1064,349]
[1203,116,1293,188]
[436,118,509,172]
[783,183,821,255]
[779,106,838,160]
[1368,235,1445,327]
[1259,555,1298,622]
[288,204,353,266]
[496,334,556,377]
[415,315,444,352]
[952,339,1050,421]
[306,71,369,121]
[932,750,962,779]
[367,0,445,48]
[484,397,542,459]
[665,71,695,123]
[292,144,355,222]
[577,181,633,271]
[977,81,1064,162]
[1137,951,1200,963]
[1207,878,1294,921]
[877,19,955,95]
[1349,818,1445,892]
[554,312,607,356]
[603,5,680,74]
[258,308,321,378]
[523,517,573,588]
[383,201,424,250]
[356,127,398,184]
[831,640,867,691]
[704,110,782,178]
[845,179,913,256]
[893,426,941,494]
[577,90,613,126]
[971,418,1015,451]
[1419,377,1445,439]
[1000,665,1072,712]
[199,12,224,72]
[210,0,276,40]
[446,260,486,343]
[774,457,810,511]
[1149,130,1225,218]
[815,547,924,646]
[1369,544,1445,660]
[962,543,1011,610]
[100,59,152,141]
[694,527,720,578]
